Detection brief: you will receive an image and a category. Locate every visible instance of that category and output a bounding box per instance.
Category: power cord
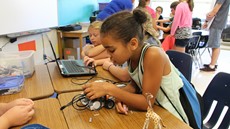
[0,38,17,51]
[71,75,129,86]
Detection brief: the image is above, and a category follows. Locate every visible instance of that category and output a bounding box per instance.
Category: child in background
[81,21,110,66]
[157,1,179,34]
[96,0,135,21]
[156,6,164,27]
[170,0,194,53]
[82,21,130,82]
[136,0,161,46]
[137,0,158,31]
[0,98,35,129]
[83,9,202,129]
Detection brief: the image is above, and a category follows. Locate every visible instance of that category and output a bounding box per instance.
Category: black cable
[0,41,10,51]
[71,75,96,85]
[60,94,89,110]
[70,75,129,86]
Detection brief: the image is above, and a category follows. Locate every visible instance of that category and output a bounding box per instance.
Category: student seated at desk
[0,98,35,129]
[81,21,110,66]
[83,9,202,129]
[82,21,130,82]
[156,1,179,34]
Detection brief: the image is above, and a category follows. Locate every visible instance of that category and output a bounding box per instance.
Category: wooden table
[0,65,54,103]
[47,62,118,94]
[57,26,89,59]
[12,98,68,129]
[58,91,192,129]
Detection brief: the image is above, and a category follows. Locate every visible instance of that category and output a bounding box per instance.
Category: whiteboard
[0,0,58,36]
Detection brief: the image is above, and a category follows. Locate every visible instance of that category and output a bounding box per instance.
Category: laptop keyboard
[62,61,84,73]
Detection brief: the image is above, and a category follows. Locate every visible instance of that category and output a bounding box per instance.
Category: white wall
[0,30,58,65]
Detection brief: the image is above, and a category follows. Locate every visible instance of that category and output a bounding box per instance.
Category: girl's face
[88,27,101,46]
[156,7,162,15]
[101,35,131,65]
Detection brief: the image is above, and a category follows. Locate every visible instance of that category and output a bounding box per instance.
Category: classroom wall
[0,30,58,65]
[0,0,102,65]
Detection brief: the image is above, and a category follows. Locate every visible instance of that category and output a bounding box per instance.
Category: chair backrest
[202,72,230,129]
[186,33,201,51]
[166,50,193,82]
[199,35,209,48]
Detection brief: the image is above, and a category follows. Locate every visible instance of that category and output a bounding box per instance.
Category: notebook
[48,39,97,77]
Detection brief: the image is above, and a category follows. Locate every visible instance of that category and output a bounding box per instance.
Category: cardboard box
[64,48,78,60]
[64,38,86,49]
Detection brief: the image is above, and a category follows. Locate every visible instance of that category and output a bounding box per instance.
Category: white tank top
[128,44,189,124]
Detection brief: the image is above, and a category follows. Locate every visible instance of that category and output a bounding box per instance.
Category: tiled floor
[191,46,230,96]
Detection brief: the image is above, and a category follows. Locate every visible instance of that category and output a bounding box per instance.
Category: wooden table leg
[57,31,63,59]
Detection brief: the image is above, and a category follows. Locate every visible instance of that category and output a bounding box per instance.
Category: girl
[83,9,202,129]
[83,21,130,81]
[138,0,158,31]
[156,6,164,27]
[170,0,194,52]
[81,21,110,66]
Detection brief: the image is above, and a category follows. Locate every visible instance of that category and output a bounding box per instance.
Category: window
[134,0,230,26]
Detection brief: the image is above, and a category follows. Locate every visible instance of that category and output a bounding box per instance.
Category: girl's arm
[0,103,8,116]
[81,44,94,58]
[85,44,106,57]
[157,25,171,33]
[157,19,170,23]
[94,58,110,66]
[92,50,110,60]
[103,61,130,82]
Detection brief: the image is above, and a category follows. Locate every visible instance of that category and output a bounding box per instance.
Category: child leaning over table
[81,21,110,66]
[82,21,130,82]
[83,9,202,129]
[0,98,35,129]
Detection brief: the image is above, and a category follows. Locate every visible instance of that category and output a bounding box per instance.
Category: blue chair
[186,32,202,68]
[166,50,193,82]
[202,72,230,129]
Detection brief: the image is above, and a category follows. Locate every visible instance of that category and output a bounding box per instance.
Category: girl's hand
[115,100,128,115]
[83,56,95,66]
[1,105,35,127]
[83,82,114,100]
[7,98,34,111]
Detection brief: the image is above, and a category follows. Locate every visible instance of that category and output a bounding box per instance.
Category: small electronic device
[58,24,82,31]
[48,35,97,77]
[60,94,115,111]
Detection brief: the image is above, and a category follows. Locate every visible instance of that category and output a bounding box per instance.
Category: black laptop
[48,38,97,77]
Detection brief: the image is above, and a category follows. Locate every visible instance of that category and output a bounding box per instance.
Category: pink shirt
[170,2,192,35]
[146,6,156,19]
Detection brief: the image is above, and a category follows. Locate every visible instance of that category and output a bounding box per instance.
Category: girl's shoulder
[144,45,165,59]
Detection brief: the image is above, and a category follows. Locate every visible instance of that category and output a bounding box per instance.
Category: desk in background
[12,98,68,129]
[0,65,54,103]
[47,62,118,94]
[57,26,89,59]
[58,91,192,129]
[192,29,209,36]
